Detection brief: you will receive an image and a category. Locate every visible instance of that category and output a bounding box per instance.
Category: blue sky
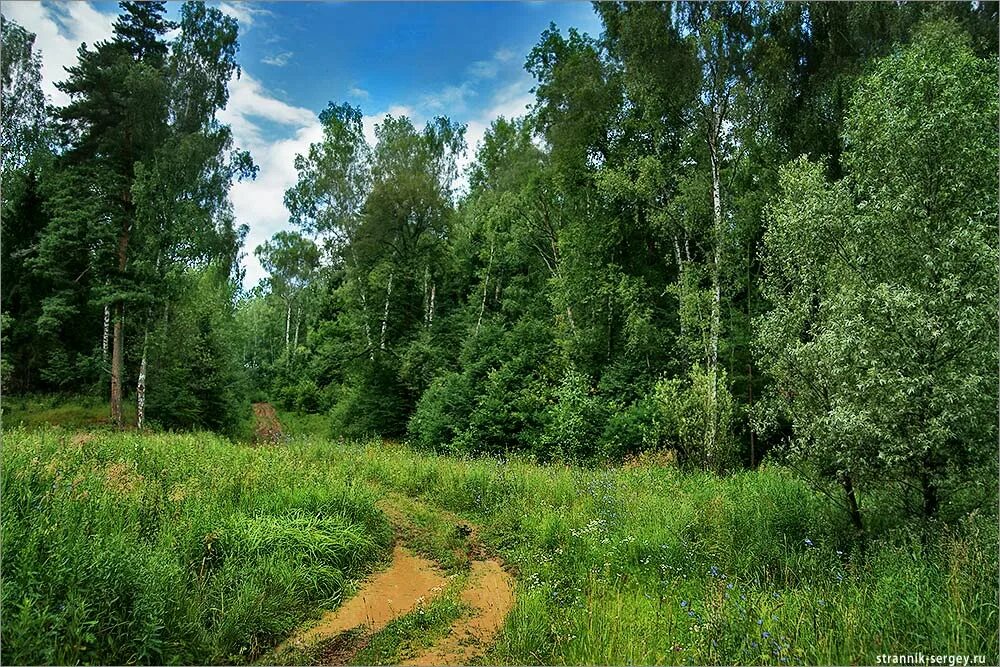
[4,1,603,286]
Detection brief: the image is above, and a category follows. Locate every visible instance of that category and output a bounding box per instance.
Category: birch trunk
[293,307,301,351]
[475,241,495,336]
[707,123,723,462]
[102,304,111,363]
[427,282,436,328]
[284,301,291,353]
[379,271,393,350]
[136,328,148,430]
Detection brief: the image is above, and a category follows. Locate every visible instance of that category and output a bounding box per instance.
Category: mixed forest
[1,1,998,665]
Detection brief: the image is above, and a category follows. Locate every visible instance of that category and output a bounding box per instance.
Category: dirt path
[271,498,516,666]
[278,545,447,655]
[252,402,282,444]
[402,559,515,666]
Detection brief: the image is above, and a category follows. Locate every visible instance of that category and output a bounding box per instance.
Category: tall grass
[1,428,391,665]
[299,439,999,666]
[3,426,995,665]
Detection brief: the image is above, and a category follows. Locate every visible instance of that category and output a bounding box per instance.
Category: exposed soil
[402,559,515,666]
[273,497,516,666]
[252,402,283,444]
[279,545,447,656]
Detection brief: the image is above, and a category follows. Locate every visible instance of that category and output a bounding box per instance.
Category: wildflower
[762,631,771,639]
[726,582,734,590]
[804,538,814,547]
[680,600,688,608]
[836,549,844,556]
[757,619,763,626]
[818,599,826,607]
[772,592,781,599]
[709,565,720,577]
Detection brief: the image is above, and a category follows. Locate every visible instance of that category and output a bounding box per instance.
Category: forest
[1,1,998,665]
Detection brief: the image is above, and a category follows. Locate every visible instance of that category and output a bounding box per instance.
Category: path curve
[278,545,447,653]
[402,558,515,666]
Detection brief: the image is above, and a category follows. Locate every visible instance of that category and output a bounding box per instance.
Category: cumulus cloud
[218,73,322,286]
[1,1,116,107]
[468,47,518,80]
[419,82,475,113]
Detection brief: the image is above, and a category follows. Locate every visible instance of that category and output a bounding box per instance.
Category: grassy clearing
[1,428,391,665]
[2,423,996,665]
[275,409,333,441]
[296,439,999,666]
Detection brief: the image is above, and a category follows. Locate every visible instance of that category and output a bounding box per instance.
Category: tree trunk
[136,327,148,430]
[476,241,495,336]
[921,473,939,518]
[842,472,864,532]
[707,128,723,461]
[110,216,131,427]
[427,282,436,328]
[284,300,291,353]
[293,306,301,351]
[379,271,393,351]
[110,302,125,427]
[102,304,111,363]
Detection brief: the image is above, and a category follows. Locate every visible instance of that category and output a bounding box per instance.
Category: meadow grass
[297,439,999,666]
[1,427,391,665]
[2,421,996,665]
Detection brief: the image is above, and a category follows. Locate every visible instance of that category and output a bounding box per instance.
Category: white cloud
[348,86,370,100]
[468,47,518,80]
[218,72,322,286]
[261,51,293,67]
[419,82,475,113]
[1,1,117,107]
[230,121,322,287]
[217,2,272,30]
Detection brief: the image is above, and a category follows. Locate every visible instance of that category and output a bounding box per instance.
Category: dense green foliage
[1,1,253,435]
[234,1,997,528]
[1,427,391,665]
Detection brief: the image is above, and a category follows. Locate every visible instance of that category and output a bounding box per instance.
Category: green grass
[298,439,999,666]
[1,427,392,665]
[2,422,996,665]
[275,409,333,440]
[1,394,135,430]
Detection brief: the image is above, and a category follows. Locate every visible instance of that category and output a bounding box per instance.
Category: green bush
[541,370,607,461]
[653,364,737,471]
